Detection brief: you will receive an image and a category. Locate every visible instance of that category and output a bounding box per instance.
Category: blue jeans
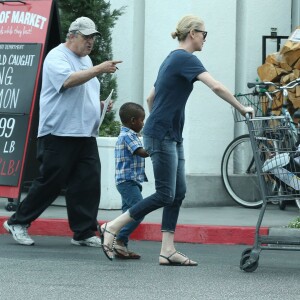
[129,134,186,232]
[116,181,144,246]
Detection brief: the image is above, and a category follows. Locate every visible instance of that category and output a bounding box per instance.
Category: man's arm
[63,60,122,89]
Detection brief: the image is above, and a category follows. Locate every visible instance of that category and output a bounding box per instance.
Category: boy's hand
[134,148,149,158]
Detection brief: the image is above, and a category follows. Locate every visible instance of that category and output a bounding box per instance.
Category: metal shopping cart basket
[240,115,300,272]
[233,91,267,122]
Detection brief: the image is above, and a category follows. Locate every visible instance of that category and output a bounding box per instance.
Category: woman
[100,15,254,266]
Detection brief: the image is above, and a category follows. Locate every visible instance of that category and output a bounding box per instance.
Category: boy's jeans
[116,181,144,246]
[129,134,186,232]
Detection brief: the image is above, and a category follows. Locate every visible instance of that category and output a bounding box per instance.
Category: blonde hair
[171,15,204,41]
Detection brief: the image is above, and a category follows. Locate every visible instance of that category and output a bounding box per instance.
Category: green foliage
[57,0,125,136]
[288,216,300,229]
[99,120,121,137]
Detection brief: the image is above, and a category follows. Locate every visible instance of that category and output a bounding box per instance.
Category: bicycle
[221,77,300,209]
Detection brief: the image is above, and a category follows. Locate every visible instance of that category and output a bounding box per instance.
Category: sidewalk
[0,197,299,245]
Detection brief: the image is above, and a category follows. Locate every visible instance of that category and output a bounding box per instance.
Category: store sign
[0,43,41,186]
[0,0,57,197]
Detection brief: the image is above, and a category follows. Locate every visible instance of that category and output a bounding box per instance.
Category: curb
[269,227,300,238]
[0,217,269,245]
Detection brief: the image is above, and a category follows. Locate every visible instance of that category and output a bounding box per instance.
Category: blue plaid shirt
[115,126,148,185]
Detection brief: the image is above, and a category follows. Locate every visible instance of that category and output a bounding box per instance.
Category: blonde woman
[100,15,254,265]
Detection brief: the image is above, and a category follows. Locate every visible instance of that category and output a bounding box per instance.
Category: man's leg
[66,137,101,245]
[5,135,74,245]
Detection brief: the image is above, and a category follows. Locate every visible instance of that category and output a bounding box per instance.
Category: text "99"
[0,118,15,138]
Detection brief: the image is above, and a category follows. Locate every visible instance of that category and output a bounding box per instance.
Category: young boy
[114,102,149,259]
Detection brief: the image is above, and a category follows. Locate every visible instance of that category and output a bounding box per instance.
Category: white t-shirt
[38,43,101,137]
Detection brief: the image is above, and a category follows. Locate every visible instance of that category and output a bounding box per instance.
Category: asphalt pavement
[1,236,300,300]
[1,198,300,300]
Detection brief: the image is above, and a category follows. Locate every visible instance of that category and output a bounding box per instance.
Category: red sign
[0,0,53,43]
[0,0,58,198]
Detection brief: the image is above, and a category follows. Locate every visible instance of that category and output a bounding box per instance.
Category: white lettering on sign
[11,11,47,29]
[0,88,20,109]
[0,55,7,66]
[0,118,15,139]
[4,45,24,50]
[0,66,13,85]
[3,141,15,153]
[8,55,35,67]
[0,11,11,24]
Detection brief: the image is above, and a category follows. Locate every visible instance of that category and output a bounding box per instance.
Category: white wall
[292,0,300,31]
[109,0,145,112]
[103,0,294,207]
[110,0,292,174]
[183,0,238,174]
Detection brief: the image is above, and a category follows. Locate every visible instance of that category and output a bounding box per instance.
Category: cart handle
[245,112,251,120]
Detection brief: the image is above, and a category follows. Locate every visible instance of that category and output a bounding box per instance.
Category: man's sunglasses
[77,32,98,41]
[194,29,208,39]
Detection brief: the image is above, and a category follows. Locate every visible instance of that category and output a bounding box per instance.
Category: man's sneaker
[3,221,35,246]
[71,236,102,247]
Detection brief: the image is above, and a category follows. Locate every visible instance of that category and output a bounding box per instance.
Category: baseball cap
[69,17,101,36]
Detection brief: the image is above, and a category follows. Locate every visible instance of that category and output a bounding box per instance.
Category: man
[3,16,122,247]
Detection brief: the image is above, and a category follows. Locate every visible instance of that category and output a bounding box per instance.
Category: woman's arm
[146,87,155,112]
[197,72,254,117]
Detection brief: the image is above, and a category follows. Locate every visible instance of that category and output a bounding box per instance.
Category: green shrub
[99,120,121,137]
[288,216,300,228]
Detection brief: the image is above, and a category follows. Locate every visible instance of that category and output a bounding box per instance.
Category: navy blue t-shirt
[143,49,206,142]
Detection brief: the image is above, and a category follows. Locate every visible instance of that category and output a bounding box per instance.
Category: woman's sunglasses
[194,29,208,39]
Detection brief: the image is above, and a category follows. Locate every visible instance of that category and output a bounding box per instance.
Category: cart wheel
[278,201,286,210]
[240,253,259,272]
[241,248,252,257]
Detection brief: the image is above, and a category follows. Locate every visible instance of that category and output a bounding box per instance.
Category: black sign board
[0,114,29,186]
[0,43,42,113]
[0,43,41,186]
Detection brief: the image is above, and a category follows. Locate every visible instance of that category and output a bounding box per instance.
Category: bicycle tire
[221,134,263,208]
[295,199,300,209]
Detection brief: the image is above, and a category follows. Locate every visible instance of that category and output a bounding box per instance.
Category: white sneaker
[3,221,35,246]
[71,236,102,247]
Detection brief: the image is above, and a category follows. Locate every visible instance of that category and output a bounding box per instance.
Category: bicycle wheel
[295,199,300,209]
[221,134,266,208]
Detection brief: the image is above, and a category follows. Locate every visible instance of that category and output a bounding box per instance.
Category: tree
[57,0,125,136]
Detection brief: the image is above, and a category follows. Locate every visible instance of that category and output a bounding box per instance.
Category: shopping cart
[232,91,267,122]
[240,114,300,272]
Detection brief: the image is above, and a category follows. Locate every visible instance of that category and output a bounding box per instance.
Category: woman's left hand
[241,106,255,118]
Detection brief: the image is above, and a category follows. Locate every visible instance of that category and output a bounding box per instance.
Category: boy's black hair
[119,102,145,124]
